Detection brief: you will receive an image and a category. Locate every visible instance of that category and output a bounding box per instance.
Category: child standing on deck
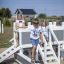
[15,11,25,48]
[29,18,43,64]
[40,20,49,43]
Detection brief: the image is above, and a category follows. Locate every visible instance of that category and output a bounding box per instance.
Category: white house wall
[23,14,35,18]
[11,14,36,21]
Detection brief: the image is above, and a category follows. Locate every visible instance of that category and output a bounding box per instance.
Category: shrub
[4,19,11,27]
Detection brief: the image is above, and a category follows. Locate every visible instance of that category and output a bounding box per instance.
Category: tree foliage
[0,8,12,18]
[38,13,47,19]
[60,16,64,21]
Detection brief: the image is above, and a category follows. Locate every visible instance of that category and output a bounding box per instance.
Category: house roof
[15,9,36,15]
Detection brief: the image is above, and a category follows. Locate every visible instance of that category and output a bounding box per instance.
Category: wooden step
[46,57,57,62]
[48,62,59,64]
[0,46,20,63]
[46,51,53,55]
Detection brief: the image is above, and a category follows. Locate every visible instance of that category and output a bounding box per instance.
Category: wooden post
[28,22,31,27]
[62,22,64,26]
[13,22,16,46]
[2,24,4,33]
[14,30,16,46]
[49,22,52,25]
[0,20,1,33]
[48,26,52,43]
[53,22,56,26]
[62,22,64,49]
[58,43,60,64]
[19,29,23,53]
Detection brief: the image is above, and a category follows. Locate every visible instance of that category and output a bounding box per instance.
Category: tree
[51,16,58,20]
[0,8,6,18]
[5,8,12,18]
[0,9,3,17]
[38,13,47,19]
[0,8,12,18]
[60,16,64,21]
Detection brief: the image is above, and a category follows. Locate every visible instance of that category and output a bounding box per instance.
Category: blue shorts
[30,39,39,46]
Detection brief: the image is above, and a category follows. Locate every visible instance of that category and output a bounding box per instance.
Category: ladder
[37,32,60,64]
[0,45,20,63]
[38,43,59,64]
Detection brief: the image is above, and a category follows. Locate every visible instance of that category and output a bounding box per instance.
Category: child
[29,18,43,64]
[15,12,25,47]
[40,20,49,43]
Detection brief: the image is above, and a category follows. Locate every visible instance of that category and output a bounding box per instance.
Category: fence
[0,20,4,33]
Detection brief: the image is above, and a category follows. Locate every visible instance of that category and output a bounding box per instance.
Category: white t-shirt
[15,19,25,30]
[28,25,42,39]
[16,19,25,27]
[41,26,49,38]
[16,19,25,23]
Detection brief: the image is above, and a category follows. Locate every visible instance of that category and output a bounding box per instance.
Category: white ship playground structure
[0,21,64,64]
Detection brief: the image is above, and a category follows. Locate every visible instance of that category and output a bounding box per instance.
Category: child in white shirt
[29,18,43,63]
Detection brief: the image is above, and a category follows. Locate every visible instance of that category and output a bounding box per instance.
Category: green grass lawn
[0,27,13,48]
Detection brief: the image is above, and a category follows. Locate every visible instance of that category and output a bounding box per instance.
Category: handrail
[43,35,48,64]
[13,27,60,64]
[48,27,60,64]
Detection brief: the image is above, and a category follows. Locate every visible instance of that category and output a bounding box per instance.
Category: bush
[4,19,11,27]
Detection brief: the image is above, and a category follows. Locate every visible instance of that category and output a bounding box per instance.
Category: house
[15,9,36,17]
[14,9,37,20]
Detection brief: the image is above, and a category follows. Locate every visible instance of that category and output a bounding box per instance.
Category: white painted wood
[0,20,1,33]
[19,29,23,53]
[1,23,63,64]
[0,46,20,63]
[49,25,64,30]
[53,22,56,26]
[28,22,31,26]
[38,34,60,64]
[9,38,14,42]
[17,53,31,63]
[62,22,64,49]
[49,28,52,43]
[2,24,4,33]
[13,22,16,31]
[14,30,16,46]
[49,27,60,64]
[21,44,32,48]
[15,59,22,64]
[49,22,52,25]
[62,22,64,26]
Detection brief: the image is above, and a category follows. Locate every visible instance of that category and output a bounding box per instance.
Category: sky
[0,0,64,16]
